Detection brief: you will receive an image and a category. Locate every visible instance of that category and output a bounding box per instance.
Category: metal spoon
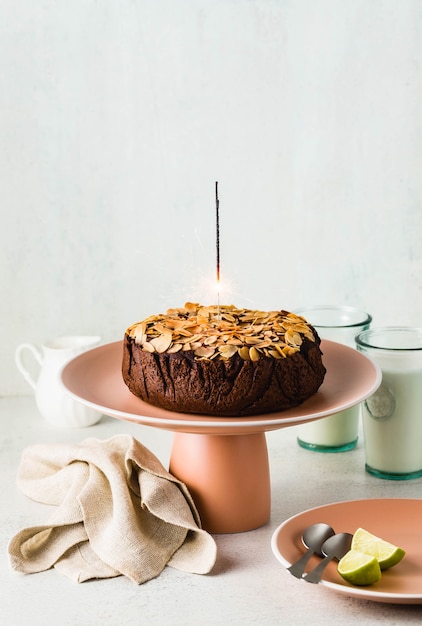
[287,523,335,578]
[303,532,353,584]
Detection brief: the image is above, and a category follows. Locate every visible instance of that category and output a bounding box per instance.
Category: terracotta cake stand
[61,340,381,534]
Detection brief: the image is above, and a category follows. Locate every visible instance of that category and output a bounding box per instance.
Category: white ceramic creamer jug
[15,335,102,427]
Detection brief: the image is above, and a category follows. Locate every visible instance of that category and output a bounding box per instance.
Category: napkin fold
[8,434,217,584]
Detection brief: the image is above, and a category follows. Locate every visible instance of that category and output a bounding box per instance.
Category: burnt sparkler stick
[215,181,221,318]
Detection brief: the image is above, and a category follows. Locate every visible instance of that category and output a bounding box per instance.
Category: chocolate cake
[122,303,326,417]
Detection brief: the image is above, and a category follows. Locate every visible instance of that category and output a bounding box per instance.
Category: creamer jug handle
[15,343,43,390]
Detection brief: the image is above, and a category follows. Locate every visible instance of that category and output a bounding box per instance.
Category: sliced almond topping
[127,303,317,362]
[274,344,287,357]
[167,343,182,353]
[204,335,218,345]
[285,330,303,347]
[218,344,238,359]
[194,346,216,358]
[253,339,272,349]
[150,332,172,353]
[238,346,251,360]
[177,328,196,338]
[226,338,243,346]
[268,349,283,359]
[244,336,264,345]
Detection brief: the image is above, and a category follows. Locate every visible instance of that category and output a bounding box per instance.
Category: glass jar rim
[294,305,372,328]
[356,327,422,351]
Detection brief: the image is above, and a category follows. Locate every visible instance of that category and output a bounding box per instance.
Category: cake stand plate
[62,340,381,533]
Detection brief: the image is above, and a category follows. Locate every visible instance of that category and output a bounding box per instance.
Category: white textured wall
[1,0,421,396]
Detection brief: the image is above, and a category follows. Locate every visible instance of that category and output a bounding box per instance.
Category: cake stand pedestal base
[169,431,271,534]
[61,341,382,535]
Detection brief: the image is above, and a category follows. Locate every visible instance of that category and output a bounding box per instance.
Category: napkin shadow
[205,552,235,576]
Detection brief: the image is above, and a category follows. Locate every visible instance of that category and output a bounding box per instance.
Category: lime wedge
[338,550,381,586]
[351,528,405,570]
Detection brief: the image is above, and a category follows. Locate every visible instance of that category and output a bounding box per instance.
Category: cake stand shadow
[61,340,381,534]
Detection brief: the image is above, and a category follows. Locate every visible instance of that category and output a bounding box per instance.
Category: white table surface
[2,396,422,626]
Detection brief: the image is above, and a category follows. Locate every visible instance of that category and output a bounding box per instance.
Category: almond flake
[238,346,251,360]
[268,349,283,359]
[150,332,172,353]
[194,346,216,358]
[167,343,182,353]
[204,335,218,345]
[218,344,238,359]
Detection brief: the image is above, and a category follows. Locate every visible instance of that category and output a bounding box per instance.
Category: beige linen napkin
[8,434,217,583]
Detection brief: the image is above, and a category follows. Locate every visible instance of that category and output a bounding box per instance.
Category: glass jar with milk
[356,327,422,480]
[294,306,372,452]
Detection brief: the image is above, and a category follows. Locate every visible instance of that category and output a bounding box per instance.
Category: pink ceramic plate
[272,499,422,604]
[61,339,381,435]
